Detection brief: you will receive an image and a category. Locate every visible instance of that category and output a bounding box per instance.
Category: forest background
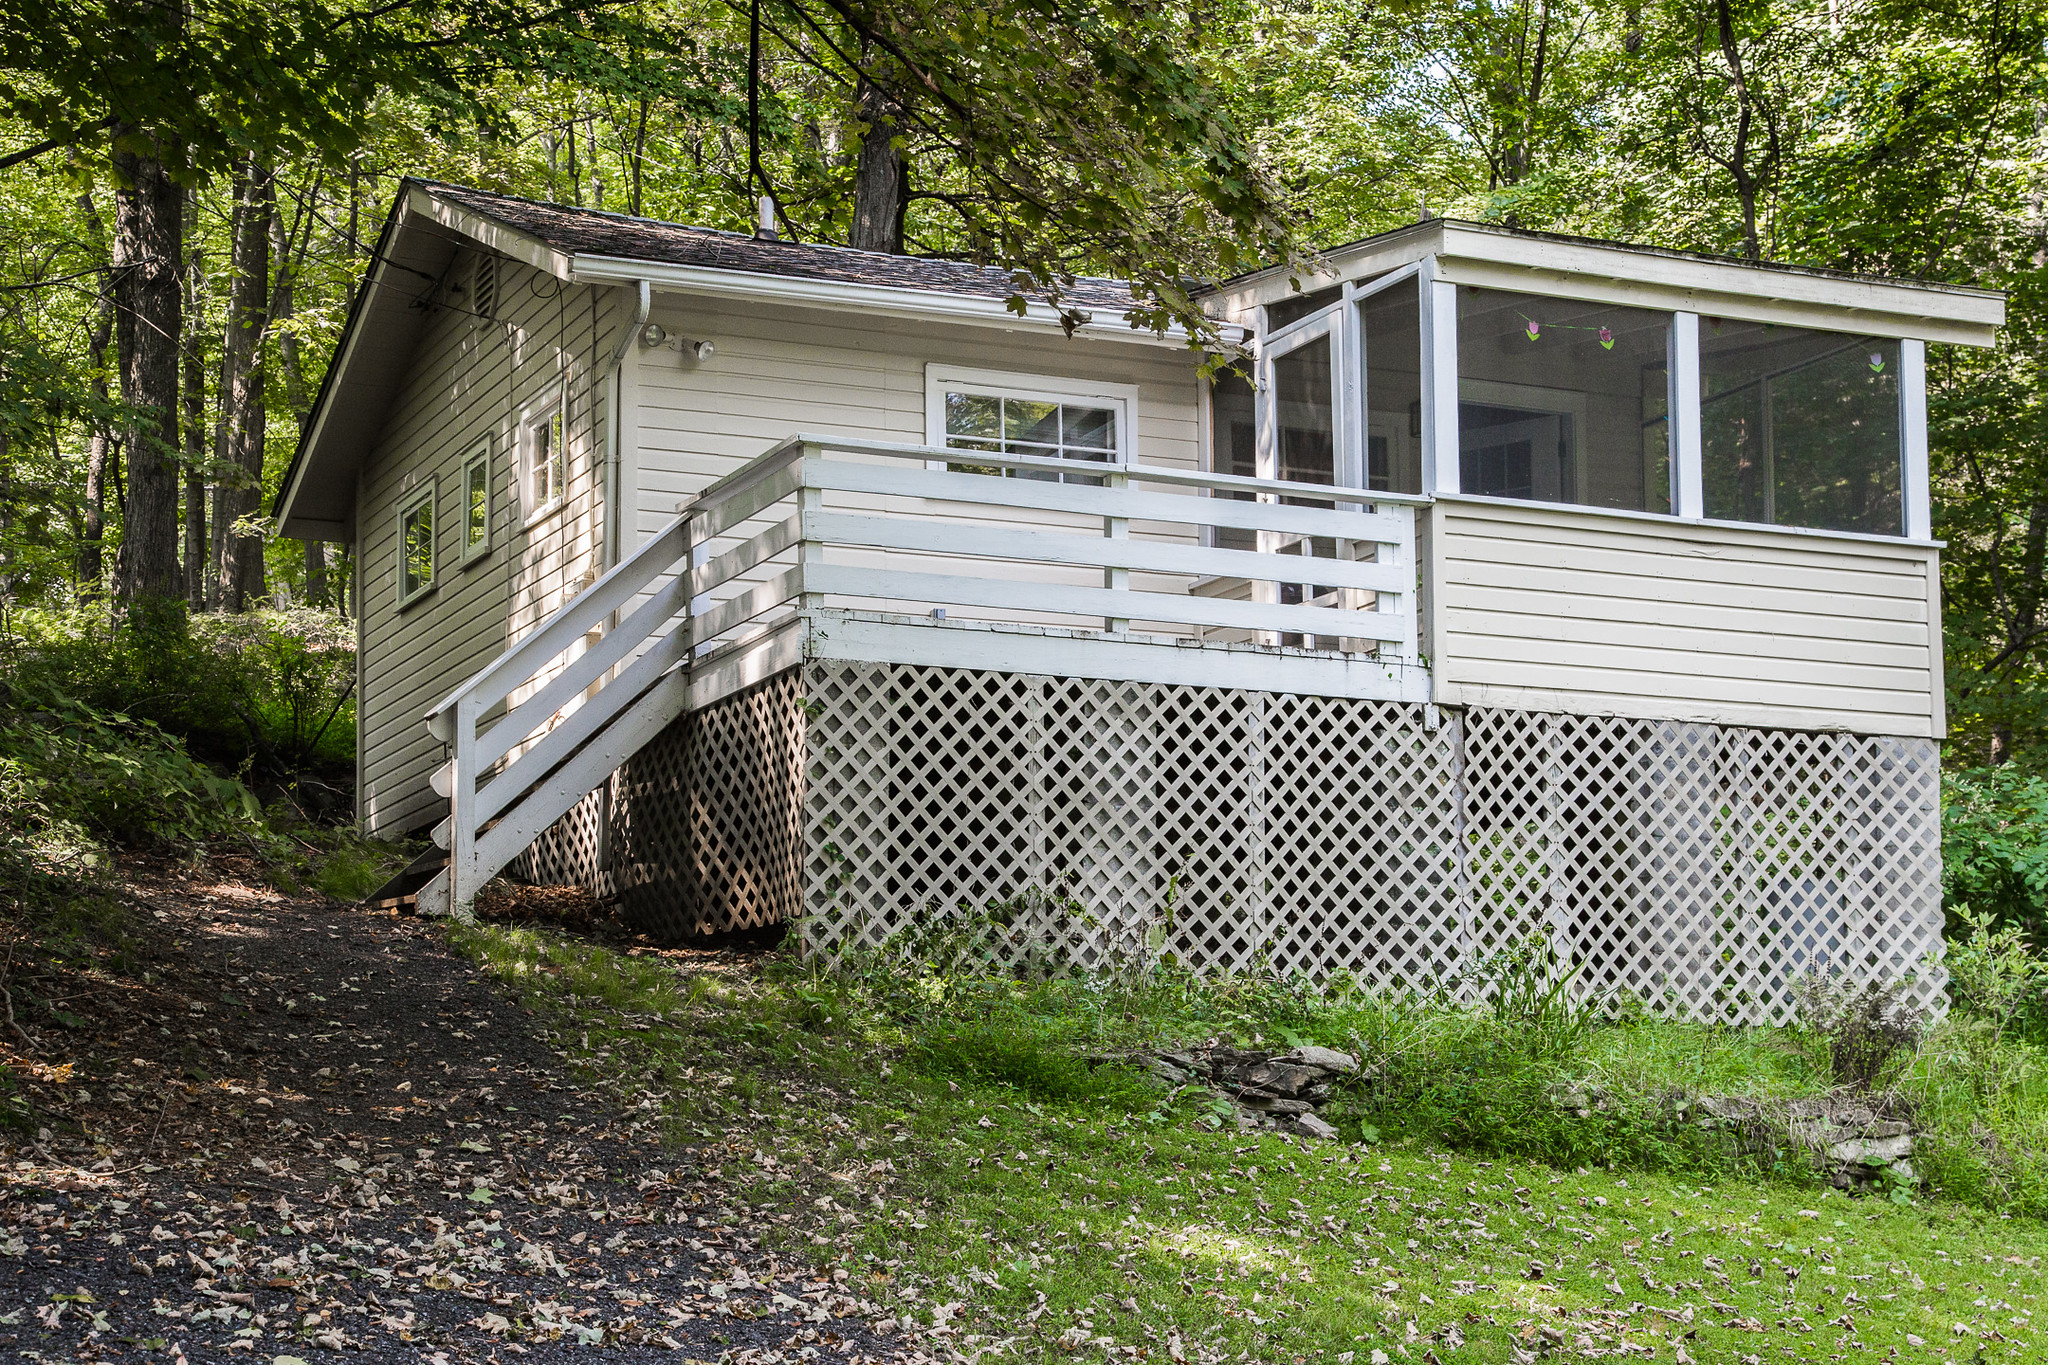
[3,0,2048,868]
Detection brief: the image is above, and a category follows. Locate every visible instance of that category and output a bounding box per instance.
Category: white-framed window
[460,438,491,562]
[926,365,1136,484]
[522,391,569,522]
[396,479,436,608]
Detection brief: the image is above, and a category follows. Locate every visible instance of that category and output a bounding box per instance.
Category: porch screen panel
[1456,287,1671,513]
[1273,334,1337,488]
[1361,281,1423,495]
[1209,368,1258,551]
[1699,321,1902,535]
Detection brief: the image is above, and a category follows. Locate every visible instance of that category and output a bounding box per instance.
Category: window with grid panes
[940,388,1121,485]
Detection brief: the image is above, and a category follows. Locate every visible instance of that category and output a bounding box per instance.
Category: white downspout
[593,278,650,892]
[603,278,652,570]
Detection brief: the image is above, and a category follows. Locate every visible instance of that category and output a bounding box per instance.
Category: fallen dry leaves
[0,855,937,1363]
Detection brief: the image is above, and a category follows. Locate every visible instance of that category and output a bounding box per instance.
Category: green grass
[451,922,2048,1362]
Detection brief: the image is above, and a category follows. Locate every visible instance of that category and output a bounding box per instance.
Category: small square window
[462,440,491,561]
[528,401,568,518]
[397,481,436,606]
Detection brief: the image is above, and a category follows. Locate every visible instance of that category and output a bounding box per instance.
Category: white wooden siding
[357,252,622,836]
[1427,497,1942,736]
[629,294,1206,632]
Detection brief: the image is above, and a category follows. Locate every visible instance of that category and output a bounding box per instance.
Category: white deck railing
[417,434,1424,914]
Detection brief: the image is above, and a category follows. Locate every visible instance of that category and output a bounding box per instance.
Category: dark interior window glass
[1456,287,1671,512]
[1273,335,1336,488]
[1210,368,1258,551]
[1700,320,1902,535]
[1266,284,1344,333]
[1361,281,1422,495]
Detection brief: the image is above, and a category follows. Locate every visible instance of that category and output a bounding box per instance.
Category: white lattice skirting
[519,659,1944,1024]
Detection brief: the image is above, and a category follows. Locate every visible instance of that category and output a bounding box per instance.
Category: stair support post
[448,694,481,916]
[798,446,825,610]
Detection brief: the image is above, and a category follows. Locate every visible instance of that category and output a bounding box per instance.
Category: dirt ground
[0,856,917,1364]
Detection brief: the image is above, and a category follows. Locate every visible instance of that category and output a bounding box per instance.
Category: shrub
[1943,766,2048,938]
[1792,973,1924,1090]
[1945,907,2048,1042]
[0,604,355,779]
[0,683,260,859]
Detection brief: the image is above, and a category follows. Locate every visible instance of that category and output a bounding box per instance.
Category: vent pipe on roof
[755,195,779,242]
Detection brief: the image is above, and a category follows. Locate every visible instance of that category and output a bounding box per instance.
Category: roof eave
[272,186,417,540]
[568,253,1214,348]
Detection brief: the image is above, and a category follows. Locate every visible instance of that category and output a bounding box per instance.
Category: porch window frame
[395,477,438,610]
[1404,256,1929,541]
[923,364,1138,476]
[460,437,492,564]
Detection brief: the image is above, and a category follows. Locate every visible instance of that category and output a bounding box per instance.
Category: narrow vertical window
[526,398,568,519]
[397,482,436,606]
[1208,368,1258,550]
[462,440,490,561]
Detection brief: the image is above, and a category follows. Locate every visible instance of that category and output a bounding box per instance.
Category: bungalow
[276,180,2004,1022]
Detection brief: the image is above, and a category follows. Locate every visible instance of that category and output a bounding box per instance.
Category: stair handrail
[424,509,694,744]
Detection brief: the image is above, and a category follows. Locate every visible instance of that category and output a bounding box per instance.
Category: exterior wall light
[638,323,714,362]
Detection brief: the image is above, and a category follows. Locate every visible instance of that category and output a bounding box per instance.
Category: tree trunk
[849,76,908,254]
[108,124,184,611]
[1499,0,1552,193]
[1714,0,1763,261]
[212,158,272,613]
[82,293,114,596]
[269,193,326,608]
[77,189,115,597]
[183,185,207,611]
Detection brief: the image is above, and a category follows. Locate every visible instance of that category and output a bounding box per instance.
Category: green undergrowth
[452,919,2048,1362]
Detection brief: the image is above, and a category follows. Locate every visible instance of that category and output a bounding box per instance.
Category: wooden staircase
[412,441,809,917]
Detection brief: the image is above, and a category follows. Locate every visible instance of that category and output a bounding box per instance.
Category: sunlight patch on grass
[446,921,2048,1362]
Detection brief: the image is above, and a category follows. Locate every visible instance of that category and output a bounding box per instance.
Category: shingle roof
[424,182,1144,313]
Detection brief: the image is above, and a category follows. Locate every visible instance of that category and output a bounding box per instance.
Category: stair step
[362,847,450,914]
[413,869,453,919]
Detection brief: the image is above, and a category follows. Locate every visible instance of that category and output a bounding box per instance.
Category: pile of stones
[1144,1042,1362,1140]
[1773,1097,1919,1190]
[1550,1084,1921,1190]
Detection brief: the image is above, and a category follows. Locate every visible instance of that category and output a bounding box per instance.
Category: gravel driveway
[0,859,915,1364]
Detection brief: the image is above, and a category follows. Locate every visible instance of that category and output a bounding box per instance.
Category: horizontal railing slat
[472,666,694,878]
[805,459,1410,543]
[692,463,805,541]
[804,563,1410,643]
[476,570,692,771]
[475,626,692,824]
[804,509,1410,595]
[689,514,801,597]
[686,565,805,646]
[426,512,691,738]
[779,432,1431,507]
[686,436,811,513]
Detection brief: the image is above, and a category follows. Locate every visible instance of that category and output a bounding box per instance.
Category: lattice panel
[510,784,612,897]
[610,671,807,939]
[796,660,1945,1023]
[506,674,805,939]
